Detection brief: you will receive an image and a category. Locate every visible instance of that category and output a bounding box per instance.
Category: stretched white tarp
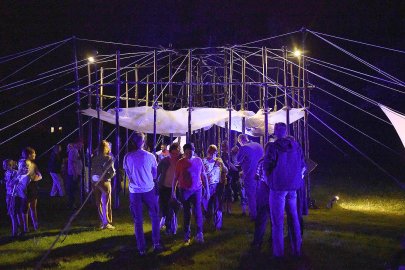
[379,104,405,148]
[82,106,305,136]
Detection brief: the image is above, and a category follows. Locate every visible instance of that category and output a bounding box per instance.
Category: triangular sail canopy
[82,106,305,136]
[379,104,405,148]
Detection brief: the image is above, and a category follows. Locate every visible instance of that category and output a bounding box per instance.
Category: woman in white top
[202,145,228,230]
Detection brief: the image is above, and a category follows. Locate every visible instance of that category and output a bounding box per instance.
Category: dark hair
[169,142,180,153]
[274,122,287,129]
[183,143,195,151]
[21,147,36,160]
[131,132,145,150]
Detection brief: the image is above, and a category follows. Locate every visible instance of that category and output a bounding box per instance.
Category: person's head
[183,143,195,159]
[206,145,218,159]
[237,134,249,146]
[169,142,180,158]
[161,144,167,151]
[3,159,16,171]
[221,140,228,153]
[131,132,145,150]
[18,159,31,175]
[98,140,111,156]
[67,143,73,152]
[53,145,62,154]
[274,122,287,139]
[21,147,36,161]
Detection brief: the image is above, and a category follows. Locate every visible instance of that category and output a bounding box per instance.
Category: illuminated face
[29,151,36,161]
[207,149,217,159]
[184,148,193,158]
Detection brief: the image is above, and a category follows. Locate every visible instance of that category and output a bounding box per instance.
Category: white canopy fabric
[82,106,305,136]
[379,104,405,148]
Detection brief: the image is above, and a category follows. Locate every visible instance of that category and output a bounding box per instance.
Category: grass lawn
[0,173,404,270]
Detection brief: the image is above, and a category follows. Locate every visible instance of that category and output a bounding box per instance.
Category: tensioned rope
[0,38,72,63]
[308,30,405,87]
[0,39,71,84]
[309,30,405,54]
[308,124,347,155]
[306,56,404,87]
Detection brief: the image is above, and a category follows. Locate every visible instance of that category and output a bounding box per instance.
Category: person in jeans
[172,143,210,245]
[123,132,162,255]
[202,144,227,230]
[237,134,263,220]
[91,140,115,230]
[264,122,306,258]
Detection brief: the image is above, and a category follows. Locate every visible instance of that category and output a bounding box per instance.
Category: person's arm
[172,162,180,198]
[151,155,158,179]
[200,160,210,198]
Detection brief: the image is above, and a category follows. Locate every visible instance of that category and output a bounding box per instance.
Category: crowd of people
[1,122,306,260]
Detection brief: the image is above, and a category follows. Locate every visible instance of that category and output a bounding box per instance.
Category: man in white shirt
[123,132,162,255]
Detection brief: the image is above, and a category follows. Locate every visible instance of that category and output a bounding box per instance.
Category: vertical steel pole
[153,50,158,155]
[228,48,233,160]
[241,55,246,134]
[187,50,192,143]
[72,37,85,203]
[87,60,93,195]
[263,47,269,144]
[114,50,121,209]
[283,47,290,135]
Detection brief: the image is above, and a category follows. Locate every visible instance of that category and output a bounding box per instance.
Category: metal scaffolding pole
[302,28,310,215]
[72,37,85,204]
[241,55,246,134]
[283,46,291,135]
[262,47,269,143]
[153,50,158,155]
[114,50,121,209]
[86,59,93,195]
[227,48,233,162]
[187,49,192,143]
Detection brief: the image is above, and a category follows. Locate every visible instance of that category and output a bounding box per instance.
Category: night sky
[0,0,404,182]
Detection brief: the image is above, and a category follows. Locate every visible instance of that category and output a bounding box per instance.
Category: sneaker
[195,232,204,243]
[138,250,146,256]
[184,238,191,246]
[105,224,115,230]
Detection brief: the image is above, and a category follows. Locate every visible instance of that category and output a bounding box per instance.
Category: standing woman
[202,145,228,230]
[91,140,116,230]
[21,147,42,231]
[48,145,65,197]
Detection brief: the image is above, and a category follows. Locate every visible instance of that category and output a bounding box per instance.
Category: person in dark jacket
[48,145,65,197]
[264,122,306,258]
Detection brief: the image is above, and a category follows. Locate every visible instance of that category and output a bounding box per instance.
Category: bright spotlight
[88,56,95,63]
[293,49,301,57]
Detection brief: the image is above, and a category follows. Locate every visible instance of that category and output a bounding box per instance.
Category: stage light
[50,127,54,133]
[58,126,63,131]
[293,49,301,57]
[87,56,95,63]
[327,195,340,208]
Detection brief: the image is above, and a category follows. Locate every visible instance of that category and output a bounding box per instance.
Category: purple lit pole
[283,46,291,135]
[241,55,246,134]
[153,50,157,155]
[187,49,192,143]
[87,59,93,195]
[227,48,233,161]
[72,37,85,204]
[114,50,121,209]
[262,47,269,143]
[302,28,310,214]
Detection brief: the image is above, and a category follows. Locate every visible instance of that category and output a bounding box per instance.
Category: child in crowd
[13,159,42,235]
[3,159,18,237]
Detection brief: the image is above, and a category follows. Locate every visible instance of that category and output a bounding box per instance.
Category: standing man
[123,132,162,255]
[264,122,305,258]
[236,134,263,220]
[172,143,210,245]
